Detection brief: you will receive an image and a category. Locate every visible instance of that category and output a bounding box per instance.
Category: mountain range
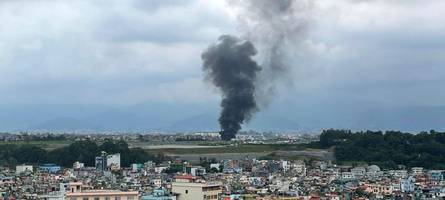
[0,102,444,133]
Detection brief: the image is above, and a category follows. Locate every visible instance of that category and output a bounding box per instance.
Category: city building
[73,161,85,170]
[16,164,33,175]
[341,172,355,180]
[400,176,415,192]
[95,151,121,171]
[141,188,177,200]
[65,182,138,200]
[95,151,108,171]
[107,153,121,171]
[39,164,61,173]
[428,170,444,181]
[132,163,144,172]
[411,167,424,176]
[171,174,222,200]
[351,167,366,179]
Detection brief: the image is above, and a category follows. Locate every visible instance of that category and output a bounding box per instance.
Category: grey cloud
[0,0,231,105]
[132,0,194,12]
[0,0,444,131]
[96,0,233,44]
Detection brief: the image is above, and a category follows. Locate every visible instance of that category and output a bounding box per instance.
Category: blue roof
[40,164,59,167]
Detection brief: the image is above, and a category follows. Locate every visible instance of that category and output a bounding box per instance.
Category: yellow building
[65,182,138,200]
[171,174,222,200]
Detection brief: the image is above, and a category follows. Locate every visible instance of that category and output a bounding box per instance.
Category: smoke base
[202,35,261,140]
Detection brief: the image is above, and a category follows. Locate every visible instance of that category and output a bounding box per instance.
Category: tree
[329,129,445,169]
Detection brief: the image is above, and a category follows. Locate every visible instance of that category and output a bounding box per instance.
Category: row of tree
[317,129,445,169]
[0,139,166,167]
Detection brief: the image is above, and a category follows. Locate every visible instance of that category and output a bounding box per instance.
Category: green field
[145,143,308,154]
[0,140,72,150]
[149,144,333,163]
[0,140,326,161]
[128,140,231,148]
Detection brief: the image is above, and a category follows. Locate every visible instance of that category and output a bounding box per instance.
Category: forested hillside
[318,129,445,169]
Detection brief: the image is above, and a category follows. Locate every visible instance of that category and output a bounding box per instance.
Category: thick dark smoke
[202,1,311,140]
[229,0,312,106]
[202,35,261,140]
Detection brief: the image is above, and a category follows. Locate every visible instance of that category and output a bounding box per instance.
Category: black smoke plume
[229,0,312,106]
[202,1,311,140]
[202,35,261,140]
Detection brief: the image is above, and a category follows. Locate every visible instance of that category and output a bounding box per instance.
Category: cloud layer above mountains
[0,0,444,131]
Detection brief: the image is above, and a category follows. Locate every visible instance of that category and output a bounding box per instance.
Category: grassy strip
[147,144,309,155]
[0,140,72,150]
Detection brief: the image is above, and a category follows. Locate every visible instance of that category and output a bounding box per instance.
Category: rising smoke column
[202,35,261,140]
[202,0,311,140]
[229,0,312,106]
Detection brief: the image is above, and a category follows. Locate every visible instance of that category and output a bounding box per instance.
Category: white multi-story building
[390,170,408,179]
[293,160,306,176]
[281,161,290,172]
[145,161,155,171]
[16,165,33,175]
[107,153,121,170]
[73,161,84,170]
[341,172,355,180]
[366,165,382,179]
[400,176,415,192]
[351,167,366,179]
[411,167,424,176]
[210,163,220,171]
[270,179,291,193]
[366,184,394,195]
[152,178,163,188]
[193,132,220,137]
[155,166,168,174]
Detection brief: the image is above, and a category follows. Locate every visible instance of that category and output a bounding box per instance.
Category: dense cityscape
[0,131,444,200]
[1,0,444,199]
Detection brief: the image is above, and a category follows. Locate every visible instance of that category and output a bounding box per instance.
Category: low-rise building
[73,161,85,170]
[141,188,177,200]
[16,164,33,175]
[39,164,61,173]
[171,174,222,200]
[107,153,121,171]
[351,167,366,179]
[65,182,138,200]
[411,167,424,176]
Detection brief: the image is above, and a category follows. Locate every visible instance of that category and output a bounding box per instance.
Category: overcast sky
[0,0,444,111]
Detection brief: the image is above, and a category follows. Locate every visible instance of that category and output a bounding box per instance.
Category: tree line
[317,129,445,169]
[0,139,166,167]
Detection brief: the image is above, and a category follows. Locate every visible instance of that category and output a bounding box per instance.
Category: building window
[70,198,77,200]
[105,197,110,200]
[128,197,134,200]
[115,197,121,200]
[94,197,99,200]
[83,198,88,200]
[185,190,188,194]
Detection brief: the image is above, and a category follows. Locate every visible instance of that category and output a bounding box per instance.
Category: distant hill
[0,103,444,133]
[246,113,300,132]
[29,117,102,131]
[164,112,219,132]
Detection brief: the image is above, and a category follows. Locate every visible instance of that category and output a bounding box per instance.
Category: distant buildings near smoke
[95,151,121,171]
